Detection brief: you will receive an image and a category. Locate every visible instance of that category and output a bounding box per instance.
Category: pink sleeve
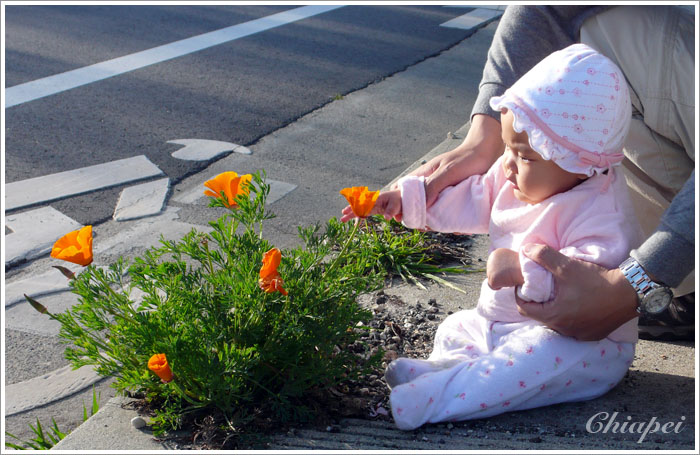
[517,248,554,302]
[516,190,634,303]
[398,158,502,233]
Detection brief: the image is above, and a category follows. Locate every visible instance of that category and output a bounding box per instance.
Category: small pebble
[384,350,398,361]
[131,416,147,429]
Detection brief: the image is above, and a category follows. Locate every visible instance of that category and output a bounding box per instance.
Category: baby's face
[500,110,586,204]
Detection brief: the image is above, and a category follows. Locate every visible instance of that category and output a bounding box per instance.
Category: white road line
[4,269,71,308]
[5,155,163,211]
[5,364,102,416]
[5,289,79,337]
[113,178,170,221]
[5,206,83,267]
[5,5,344,108]
[442,5,506,11]
[440,7,504,30]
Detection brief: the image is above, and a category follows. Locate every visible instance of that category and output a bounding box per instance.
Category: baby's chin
[509,181,547,205]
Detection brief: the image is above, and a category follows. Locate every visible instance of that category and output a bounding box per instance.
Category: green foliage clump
[30,171,474,442]
[45,172,387,436]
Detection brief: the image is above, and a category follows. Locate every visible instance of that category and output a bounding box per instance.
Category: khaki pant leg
[580,6,695,296]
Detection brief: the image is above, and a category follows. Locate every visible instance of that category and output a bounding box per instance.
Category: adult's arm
[632,171,695,288]
[414,114,504,207]
[470,5,603,121]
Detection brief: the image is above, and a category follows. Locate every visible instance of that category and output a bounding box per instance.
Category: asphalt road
[5,4,479,226]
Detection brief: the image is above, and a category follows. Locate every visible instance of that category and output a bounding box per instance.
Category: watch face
[643,287,673,314]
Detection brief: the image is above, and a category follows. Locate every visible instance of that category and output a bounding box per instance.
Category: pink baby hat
[490,43,631,177]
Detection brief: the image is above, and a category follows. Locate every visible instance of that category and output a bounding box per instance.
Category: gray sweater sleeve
[631,171,696,288]
[470,5,606,121]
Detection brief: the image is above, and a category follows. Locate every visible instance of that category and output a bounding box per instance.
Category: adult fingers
[390,160,438,192]
[424,168,453,207]
[413,159,440,179]
[514,291,570,335]
[521,243,570,276]
[515,292,550,322]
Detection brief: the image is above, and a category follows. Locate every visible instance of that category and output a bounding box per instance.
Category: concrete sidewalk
[52,125,695,452]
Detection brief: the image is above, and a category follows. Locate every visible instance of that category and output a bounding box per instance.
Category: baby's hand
[486,248,524,290]
[340,190,402,223]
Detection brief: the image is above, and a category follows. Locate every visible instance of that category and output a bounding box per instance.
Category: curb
[52,397,171,451]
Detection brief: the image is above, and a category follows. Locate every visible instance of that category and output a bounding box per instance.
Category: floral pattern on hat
[490,43,632,177]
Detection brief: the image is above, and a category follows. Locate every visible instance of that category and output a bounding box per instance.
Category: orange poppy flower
[258,248,288,295]
[259,248,281,280]
[339,186,379,218]
[259,275,288,296]
[148,353,173,383]
[203,172,252,208]
[50,225,93,266]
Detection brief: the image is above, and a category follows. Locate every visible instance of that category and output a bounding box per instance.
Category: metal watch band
[619,257,673,315]
[619,257,655,296]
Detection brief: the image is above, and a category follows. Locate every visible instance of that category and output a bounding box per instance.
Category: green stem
[49,310,112,354]
[92,273,141,326]
[202,238,215,275]
[168,380,204,406]
[324,217,361,278]
[228,214,237,243]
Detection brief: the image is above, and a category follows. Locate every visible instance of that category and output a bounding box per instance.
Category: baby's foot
[384,357,461,389]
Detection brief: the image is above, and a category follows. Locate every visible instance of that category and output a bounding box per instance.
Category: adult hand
[397,114,505,207]
[515,244,640,341]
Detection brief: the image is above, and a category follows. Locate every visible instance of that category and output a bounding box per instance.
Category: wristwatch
[619,257,673,315]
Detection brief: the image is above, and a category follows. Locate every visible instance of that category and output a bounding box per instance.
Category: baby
[342,44,641,430]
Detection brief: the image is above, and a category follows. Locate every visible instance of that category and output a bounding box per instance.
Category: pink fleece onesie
[385,43,642,430]
[388,157,640,430]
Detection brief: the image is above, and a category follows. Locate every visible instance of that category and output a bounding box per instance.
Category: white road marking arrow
[167,139,251,161]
